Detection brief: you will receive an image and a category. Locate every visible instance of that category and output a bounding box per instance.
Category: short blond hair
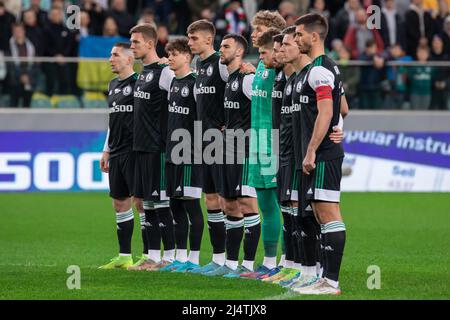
[252,10,286,30]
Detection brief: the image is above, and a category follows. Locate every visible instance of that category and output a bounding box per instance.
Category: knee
[113,198,131,212]
[133,197,144,212]
[205,193,220,209]
[223,199,239,216]
[239,198,258,214]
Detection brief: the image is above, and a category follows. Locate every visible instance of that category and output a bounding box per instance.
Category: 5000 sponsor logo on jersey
[272,91,282,99]
[252,89,267,98]
[0,152,108,191]
[195,86,216,94]
[281,106,292,114]
[134,89,151,100]
[224,101,240,109]
[109,105,133,113]
[168,104,190,114]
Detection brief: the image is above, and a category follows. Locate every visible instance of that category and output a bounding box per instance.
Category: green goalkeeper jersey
[248,60,278,189]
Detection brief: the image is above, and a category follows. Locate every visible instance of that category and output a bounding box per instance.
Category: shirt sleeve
[193,84,197,102]
[243,74,255,100]
[307,65,335,91]
[337,114,344,130]
[103,128,110,152]
[167,78,174,100]
[159,66,175,92]
[219,61,229,82]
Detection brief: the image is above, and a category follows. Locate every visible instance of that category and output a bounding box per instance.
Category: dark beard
[299,44,311,55]
[221,57,232,65]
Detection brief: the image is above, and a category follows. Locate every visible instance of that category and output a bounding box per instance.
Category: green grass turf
[0,192,449,300]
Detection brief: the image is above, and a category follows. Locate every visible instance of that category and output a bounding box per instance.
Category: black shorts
[219,157,256,199]
[301,157,343,211]
[134,151,168,201]
[277,160,299,204]
[202,163,222,194]
[108,151,135,199]
[165,163,203,199]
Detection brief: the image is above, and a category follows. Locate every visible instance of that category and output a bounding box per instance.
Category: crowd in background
[0,0,449,109]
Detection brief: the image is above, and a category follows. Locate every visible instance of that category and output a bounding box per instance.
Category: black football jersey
[194,52,228,130]
[223,69,254,157]
[107,72,138,158]
[271,68,286,131]
[166,72,198,164]
[279,73,296,166]
[299,55,344,161]
[133,62,174,153]
[291,64,310,169]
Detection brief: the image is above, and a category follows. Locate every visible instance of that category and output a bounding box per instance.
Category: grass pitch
[0,192,449,300]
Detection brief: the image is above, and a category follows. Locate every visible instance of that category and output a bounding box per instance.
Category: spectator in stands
[171,0,191,35]
[4,0,21,17]
[143,0,174,25]
[23,9,45,56]
[344,8,385,59]
[80,0,105,36]
[188,0,220,21]
[78,10,95,38]
[385,43,413,109]
[333,0,362,41]
[309,0,330,20]
[43,6,74,96]
[278,0,298,18]
[423,0,450,17]
[326,0,346,17]
[337,44,360,109]
[430,35,450,109]
[405,0,435,58]
[0,2,16,53]
[329,38,344,60]
[380,0,406,49]
[223,1,248,35]
[7,23,38,108]
[156,24,169,58]
[396,0,412,16]
[359,40,386,109]
[27,0,49,28]
[138,8,156,26]
[408,45,433,110]
[441,15,450,54]
[103,16,120,37]
[107,0,136,38]
[434,1,450,34]
[279,0,308,16]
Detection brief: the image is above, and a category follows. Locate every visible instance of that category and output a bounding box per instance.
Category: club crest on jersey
[262,70,269,79]
[123,85,132,96]
[231,80,239,91]
[276,72,283,81]
[296,81,302,92]
[286,84,292,95]
[181,86,190,97]
[207,65,213,76]
[146,72,154,82]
